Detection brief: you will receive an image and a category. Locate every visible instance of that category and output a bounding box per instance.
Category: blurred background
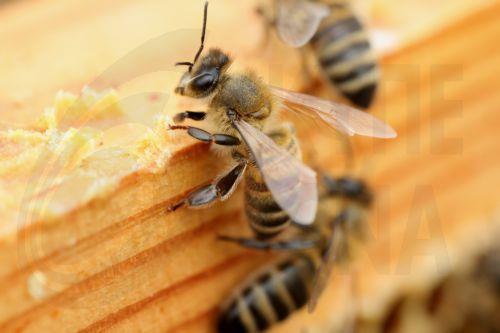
[0,0,499,332]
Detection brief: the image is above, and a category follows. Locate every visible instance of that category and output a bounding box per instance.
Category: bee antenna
[174,1,208,72]
[175,61,194,67]
[191,0,209,71]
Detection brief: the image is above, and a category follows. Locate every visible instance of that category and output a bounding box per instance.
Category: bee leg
[167,162,247,211]
[217,235,317,251]
[336,206,368,242]
[330,208,349,228]
[169,125,240,146]
[322,176,372,206]
[173,111,207,123]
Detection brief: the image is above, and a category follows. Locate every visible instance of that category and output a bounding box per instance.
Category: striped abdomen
[244,124,301,239]
[310,3,379,108]
[218,254,317,333]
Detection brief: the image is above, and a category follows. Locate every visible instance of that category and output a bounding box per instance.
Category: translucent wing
[308,216,347,312]
[270,86,397,138]
[233,119,317,225]
[276,0,330,47]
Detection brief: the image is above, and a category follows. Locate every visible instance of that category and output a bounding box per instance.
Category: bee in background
[258,0,379,109]
[217,174,373,333]
[169,1,394,240]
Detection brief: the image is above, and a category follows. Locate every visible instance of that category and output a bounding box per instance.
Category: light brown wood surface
[0,0,499,332]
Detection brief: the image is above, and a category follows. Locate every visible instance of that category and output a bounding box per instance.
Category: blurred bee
[169,1,394,240]
[217,174,373,332]
[258,0,379,109]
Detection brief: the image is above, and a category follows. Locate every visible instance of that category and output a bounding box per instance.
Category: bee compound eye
[192,72,215,91]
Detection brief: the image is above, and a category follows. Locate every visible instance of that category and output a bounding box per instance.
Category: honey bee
[258,0,379,109]
[217,174,373,332]
[169,1,394,240]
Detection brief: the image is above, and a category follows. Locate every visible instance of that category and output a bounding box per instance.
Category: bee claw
[166,201,184,212]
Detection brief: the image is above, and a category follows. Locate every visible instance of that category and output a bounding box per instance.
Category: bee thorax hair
[209,72,274,127]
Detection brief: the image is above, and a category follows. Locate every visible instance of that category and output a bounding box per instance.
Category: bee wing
[270,86,397,138]
[233,119,317,225]
[276,0,330,47]
[308,218,346,312]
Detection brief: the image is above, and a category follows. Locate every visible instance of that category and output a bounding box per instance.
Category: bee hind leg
[217,235,318,251]
[167,162,247,212]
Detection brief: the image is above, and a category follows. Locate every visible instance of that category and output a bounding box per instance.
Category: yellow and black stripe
[310,1,379,109]
[217,254,317,333]
[218,175,373,332]
[243,124,301,240]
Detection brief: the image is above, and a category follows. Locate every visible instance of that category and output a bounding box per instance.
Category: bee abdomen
[218,256,316,333]
[243,124,301,239]
[311,9,378,108]
[245,175,291,239]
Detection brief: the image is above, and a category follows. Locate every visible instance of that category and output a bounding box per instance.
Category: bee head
[175,48,232,98]
[174,1,231,98]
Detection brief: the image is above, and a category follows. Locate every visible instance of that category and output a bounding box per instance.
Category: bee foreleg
[167,162,247,211]
[217,235,317,251]
[169,125,240,146]
[173,111,207,123]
